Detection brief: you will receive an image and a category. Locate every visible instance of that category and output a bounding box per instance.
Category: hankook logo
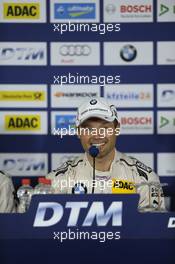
[59,45,91,56]
[120,45,137,62]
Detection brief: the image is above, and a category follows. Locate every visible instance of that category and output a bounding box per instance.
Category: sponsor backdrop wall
[0,0,175,200]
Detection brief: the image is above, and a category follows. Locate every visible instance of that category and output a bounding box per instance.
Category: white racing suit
[47,150,165,210]
[0,171,16,213]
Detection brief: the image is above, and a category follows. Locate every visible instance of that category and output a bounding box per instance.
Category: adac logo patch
[72,183,87,194]
[112,179,136,194]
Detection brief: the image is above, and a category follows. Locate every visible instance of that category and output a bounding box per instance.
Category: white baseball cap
[76,97,118,127]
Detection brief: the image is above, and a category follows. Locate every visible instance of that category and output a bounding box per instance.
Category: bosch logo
[120,5,152,13]
[105,4,116,14]
[90,99,97,105]
[121,117,152,125]
[59,45,91,56]
[120,45,137,62]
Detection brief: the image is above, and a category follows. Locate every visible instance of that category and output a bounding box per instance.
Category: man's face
[78,118,120,158]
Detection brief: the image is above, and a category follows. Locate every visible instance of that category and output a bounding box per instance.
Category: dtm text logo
[0,43,47,65]
[33,201,122,227]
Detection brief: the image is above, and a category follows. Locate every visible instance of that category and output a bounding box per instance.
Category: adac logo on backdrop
[0,91,45,101]
[55,115,76,130]
[5,115,41,131]
[54,3,96,19]
[3,3,40,19]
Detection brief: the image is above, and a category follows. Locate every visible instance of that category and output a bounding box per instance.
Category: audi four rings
[59,45,91,56]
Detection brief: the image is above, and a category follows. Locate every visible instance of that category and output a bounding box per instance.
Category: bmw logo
[72,183,87,194]
[90,99,97,105]
[105,4,116,14]
[120,45,137,62]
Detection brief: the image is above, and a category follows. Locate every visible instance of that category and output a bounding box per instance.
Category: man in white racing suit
[0,171,16,213]
[47,97,165,211]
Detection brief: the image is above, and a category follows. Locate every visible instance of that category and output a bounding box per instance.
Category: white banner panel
[51,85,100,108]
[157,153,175,176]
[0,0,46,23]
[104,0,153,23]
[0,84,47,108]
[50,42,100,65]
[104,84,153,108]
[0,153,48,176]
[0,42,47,66]
[104,42,153,65]
[0,111,47,134]
[119,111,154,134]
[157,111,175,134]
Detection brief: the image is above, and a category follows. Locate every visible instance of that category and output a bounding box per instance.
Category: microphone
[88,145,99,194]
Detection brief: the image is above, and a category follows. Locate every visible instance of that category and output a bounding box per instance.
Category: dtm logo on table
[0,111,47,134]
[0,42,47,65]
[0,0,46,23]
[33,201,122,227]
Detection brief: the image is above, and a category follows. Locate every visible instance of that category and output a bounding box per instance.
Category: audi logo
[59,45,91,56]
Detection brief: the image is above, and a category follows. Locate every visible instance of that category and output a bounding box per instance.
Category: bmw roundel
[90,99,97,105]
[72,183,87,194]
[120,45,137,62]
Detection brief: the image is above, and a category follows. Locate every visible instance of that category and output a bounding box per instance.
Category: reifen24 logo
[0,42,47,65]
[104,0,153,23]
[0,0,46,23]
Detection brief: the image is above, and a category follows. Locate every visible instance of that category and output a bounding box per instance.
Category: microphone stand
[88,145,99,194]
[92,156,95,194]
